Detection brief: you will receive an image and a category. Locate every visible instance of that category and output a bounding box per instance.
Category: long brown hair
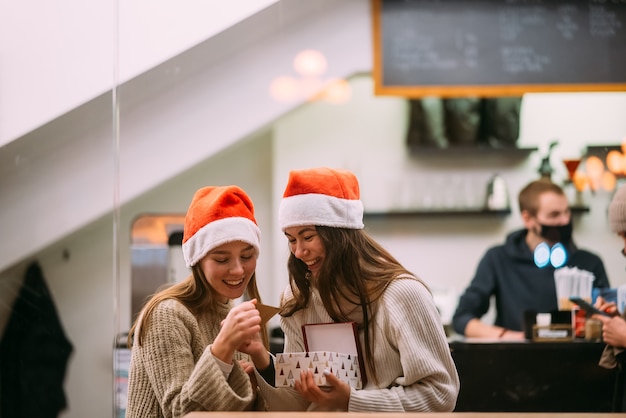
[128,266,269,350]
[281,226,420,384]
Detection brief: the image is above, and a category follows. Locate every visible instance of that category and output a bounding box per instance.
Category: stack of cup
[554,267,595,310]
[554,267,596,338]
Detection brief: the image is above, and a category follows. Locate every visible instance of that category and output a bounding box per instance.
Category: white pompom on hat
[279,167,364,231]
[182,185,261,267]
[609,183,626,234]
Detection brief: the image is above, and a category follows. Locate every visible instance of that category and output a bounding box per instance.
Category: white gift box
[275,351,362,389]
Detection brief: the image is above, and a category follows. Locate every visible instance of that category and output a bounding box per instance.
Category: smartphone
[569,297,611,317]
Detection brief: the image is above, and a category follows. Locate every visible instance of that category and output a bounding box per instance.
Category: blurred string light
[269,49,352,104]
[572,137,626,193]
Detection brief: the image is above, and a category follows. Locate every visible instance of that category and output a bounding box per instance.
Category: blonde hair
[128,266,268,350]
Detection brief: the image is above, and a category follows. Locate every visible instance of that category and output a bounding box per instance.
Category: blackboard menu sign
[372,0,626,97]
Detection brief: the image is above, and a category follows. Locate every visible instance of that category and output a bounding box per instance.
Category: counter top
[183,341,617,415]
[450,340,615,412]
[184,413,615,418]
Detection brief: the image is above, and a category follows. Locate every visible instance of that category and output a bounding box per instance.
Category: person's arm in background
[463,319,523,340]
[452,249,524,340]
[594,315,626,348]
[593,296,626,348]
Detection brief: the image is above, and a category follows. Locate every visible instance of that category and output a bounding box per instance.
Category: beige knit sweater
[256,276,460,411]
[126,299,259,418]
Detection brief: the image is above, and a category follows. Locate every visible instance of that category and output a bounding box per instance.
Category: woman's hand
[294,369,351,411]
[594,296,619,316]
[211,299,261,364]
[593,314,626,348]
[237,331,270,370]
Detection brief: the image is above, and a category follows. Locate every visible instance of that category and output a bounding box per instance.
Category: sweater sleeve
[131,301,254,417]
[347,279,459,412]
[254,308,312,411]
[452,249,498,335]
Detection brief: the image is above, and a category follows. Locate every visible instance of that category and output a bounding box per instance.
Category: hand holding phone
[569,297,611,317]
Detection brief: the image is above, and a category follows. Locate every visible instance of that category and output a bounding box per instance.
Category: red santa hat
[182,185,261,267]
[279,167,364,231]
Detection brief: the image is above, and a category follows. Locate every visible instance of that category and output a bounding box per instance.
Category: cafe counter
[450,340,617,412]
[272,329,624,418]
[220,336,618,414]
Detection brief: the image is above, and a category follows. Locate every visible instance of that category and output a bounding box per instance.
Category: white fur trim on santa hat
[182,217,261,267]
[279,193,364,231]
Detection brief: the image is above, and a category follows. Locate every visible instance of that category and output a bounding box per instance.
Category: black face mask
[539,220,573,245]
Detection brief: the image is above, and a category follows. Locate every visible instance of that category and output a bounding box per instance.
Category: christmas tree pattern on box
[275,351,362,389]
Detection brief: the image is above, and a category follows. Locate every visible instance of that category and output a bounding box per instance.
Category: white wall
[273,75,626,324]
[0,0,277,145]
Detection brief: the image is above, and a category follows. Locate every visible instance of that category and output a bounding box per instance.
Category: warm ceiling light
[606,150,625,174]
[299,76,323,101]
[269,75,300,102]
[621,137,626,154]
[320,79,352,104]
[293,49,328,77]
[601,171,617,191]
[572,171,589,192]
[585,155,605,180]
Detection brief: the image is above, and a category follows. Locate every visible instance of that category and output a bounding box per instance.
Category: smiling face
[197,240,258,303]
[284,226,326,278]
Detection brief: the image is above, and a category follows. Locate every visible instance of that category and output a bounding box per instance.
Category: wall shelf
[364,208,511,218]
[363,205,589,219]
[408,145,538,158]
[570,205,590,214]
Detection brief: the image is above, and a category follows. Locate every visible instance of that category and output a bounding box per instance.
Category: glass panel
[0,0,119,417]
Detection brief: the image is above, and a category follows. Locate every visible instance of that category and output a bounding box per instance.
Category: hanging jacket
[0,262,73,418]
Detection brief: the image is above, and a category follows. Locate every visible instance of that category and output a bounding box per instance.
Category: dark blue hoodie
[452,229,611,334]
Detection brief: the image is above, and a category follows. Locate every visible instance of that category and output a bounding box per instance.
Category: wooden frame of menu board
[372,0,626,98]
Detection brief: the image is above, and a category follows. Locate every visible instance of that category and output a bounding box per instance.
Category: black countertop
[450,340,617,412]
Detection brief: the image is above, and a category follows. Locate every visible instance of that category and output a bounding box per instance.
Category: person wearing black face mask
[538,221,574,246]
[452,179,611,340]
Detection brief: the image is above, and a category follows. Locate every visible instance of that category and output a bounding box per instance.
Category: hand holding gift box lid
[256,303,281,325]
[275,322,366,389]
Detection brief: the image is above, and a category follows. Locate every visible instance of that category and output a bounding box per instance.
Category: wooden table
[184,413,616,418]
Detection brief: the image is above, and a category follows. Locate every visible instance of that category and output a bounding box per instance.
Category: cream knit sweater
[126,299,259,418]
[257,276,459,411]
